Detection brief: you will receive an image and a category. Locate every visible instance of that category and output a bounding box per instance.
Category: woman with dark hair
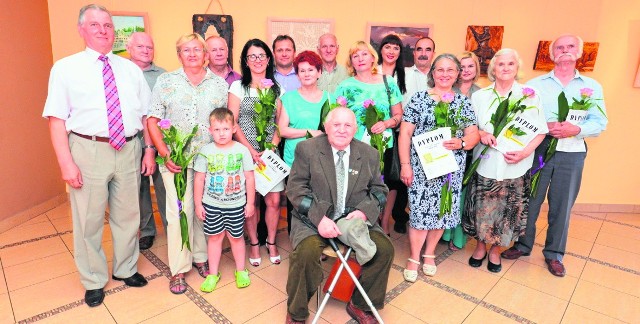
[277,50,329,232]
[398,53,479,281]
[377,34,407,94]
[376,34,409,236]
[229,38,282,267]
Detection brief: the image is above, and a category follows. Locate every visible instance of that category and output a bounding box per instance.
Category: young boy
[194,108,255,292]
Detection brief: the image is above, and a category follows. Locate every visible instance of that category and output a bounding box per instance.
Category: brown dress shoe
[346,301,379,324]
[545,259,566,277]
[501,246,530,259]
[285,313,305,324]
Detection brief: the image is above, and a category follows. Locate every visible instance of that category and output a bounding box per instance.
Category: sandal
[403,258,420,282]
[422,255,437,276]
[192,262,210,278]
[169,274,187,294]
[265,241,281,264]
[449,240,461,251]
[249,241,262,267]
[200,273,221,293]
[235,269,251,288]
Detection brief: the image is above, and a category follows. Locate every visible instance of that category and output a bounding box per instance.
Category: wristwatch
[460,139,466,149]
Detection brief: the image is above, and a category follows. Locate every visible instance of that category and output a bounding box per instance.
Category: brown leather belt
[71,131,136,143]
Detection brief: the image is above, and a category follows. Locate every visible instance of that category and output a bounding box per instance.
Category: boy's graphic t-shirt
[194,141,254,208]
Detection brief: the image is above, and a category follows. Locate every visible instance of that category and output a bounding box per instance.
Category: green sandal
[200,273,221,293]
[235,269,251,288]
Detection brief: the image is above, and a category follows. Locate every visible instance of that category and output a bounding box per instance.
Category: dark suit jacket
[286,135,388,249]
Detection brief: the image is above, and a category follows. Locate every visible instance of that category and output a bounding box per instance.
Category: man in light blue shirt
[273,35,301,92]
[502,34,608,277]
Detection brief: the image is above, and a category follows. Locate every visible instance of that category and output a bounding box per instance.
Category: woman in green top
[335,41,403,148]
[278,51,328,166]
[278,50,328,232]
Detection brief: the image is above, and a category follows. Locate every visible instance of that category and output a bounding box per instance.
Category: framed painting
[193,14,235,67]
[533,40,600,72]
[464,26,504,76]
[111,12,150,58]
[366,23,433,67]
[267,18,334,53]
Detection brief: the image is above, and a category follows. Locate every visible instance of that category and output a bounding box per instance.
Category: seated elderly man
[285,107,394,324]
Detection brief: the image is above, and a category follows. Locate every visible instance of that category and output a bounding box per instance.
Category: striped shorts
[202,203,245,238]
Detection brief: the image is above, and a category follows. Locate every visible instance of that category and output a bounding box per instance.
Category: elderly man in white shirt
[43,4,153,307]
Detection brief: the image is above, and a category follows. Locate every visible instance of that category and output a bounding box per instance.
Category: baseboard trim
[540,203,640,213]
[0,193,68,234]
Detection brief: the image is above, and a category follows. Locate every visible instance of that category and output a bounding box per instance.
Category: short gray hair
[78,4,110,25]
[487,48,523,82]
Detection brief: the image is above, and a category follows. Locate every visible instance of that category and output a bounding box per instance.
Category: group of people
[43,4,607,324]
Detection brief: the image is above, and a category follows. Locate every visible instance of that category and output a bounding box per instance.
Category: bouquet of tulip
[254,79,278,151]
[155,119,198,251]
[530,88,606,197]
[306,95,347,139]
[433,92,462,218]
[462,87,537,186]
[363,99,390,173]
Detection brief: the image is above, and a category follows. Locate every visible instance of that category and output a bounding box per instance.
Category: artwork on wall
[267,18,334,53]
[464,25,504,76]
[533,40,600,72]
[193,14,235,67]
[366,23,433,68]
[111,12,149,58]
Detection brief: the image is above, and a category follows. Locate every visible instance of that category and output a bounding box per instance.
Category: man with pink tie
[43,4,153,307]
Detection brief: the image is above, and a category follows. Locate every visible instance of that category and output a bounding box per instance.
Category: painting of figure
[465,25,504,75]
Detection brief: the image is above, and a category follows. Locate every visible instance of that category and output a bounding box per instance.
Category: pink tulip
[441,92,455,103]
[158,119,171,130]
[260,79,274,89]
[363,99,375,108]
[580,88,593,98]
[522,87,536,98]
[336,96,348,107]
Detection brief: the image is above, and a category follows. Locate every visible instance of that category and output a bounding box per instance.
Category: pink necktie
[99,55,125,150]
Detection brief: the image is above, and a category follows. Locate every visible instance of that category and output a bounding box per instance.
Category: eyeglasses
[179,47,203,54]
[434,68,458,75]
[246,53,268,62]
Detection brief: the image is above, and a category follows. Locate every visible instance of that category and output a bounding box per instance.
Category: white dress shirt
[403,65,430,106]
[43,48,151,137]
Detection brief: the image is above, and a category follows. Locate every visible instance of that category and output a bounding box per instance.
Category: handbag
[382,75,401,181]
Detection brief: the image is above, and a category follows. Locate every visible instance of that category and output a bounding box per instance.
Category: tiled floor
[1,200,638,323]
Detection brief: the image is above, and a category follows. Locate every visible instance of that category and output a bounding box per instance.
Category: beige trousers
[69,134,141,290]
[161,169,207,276]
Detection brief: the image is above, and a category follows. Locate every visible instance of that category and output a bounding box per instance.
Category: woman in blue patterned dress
[398,54,479,282]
